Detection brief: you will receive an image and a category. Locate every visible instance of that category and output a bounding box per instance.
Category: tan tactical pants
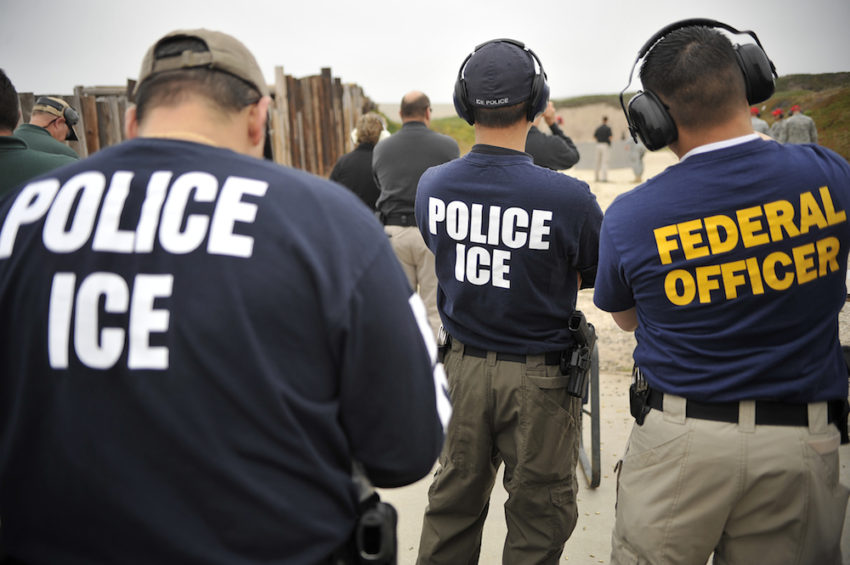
[611,394,849,565]
[384,225,440,338]
[417,338,580,564]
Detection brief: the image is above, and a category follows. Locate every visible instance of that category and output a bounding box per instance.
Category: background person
[0,69,75,197]
[525,100,579,170]
[769,106,785,139]
[750,106,769,134]
[330,112,385,210]
[415,38,603,565]
[594,21,850,565]
[14,95,80,159]
[593,115,612,181]
[0,28,448,564]
[372,91,459,338]
[780,103,818,144]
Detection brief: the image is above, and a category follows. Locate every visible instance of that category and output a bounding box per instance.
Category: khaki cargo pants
[417,338,581,564]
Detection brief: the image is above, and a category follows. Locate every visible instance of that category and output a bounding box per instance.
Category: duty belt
[461,344,562,366]
[382,213,417,227]
[645,388,840,426]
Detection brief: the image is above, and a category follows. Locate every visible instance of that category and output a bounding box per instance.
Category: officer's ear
[125,106,139,140]
[247,96,272,149]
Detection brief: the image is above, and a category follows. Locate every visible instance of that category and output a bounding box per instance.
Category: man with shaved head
[373,91,459,338]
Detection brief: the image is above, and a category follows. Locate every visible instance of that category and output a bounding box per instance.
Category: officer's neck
[670,110,753,159]
[474,120,532,153]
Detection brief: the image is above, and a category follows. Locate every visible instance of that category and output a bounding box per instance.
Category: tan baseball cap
[136,29,269,97]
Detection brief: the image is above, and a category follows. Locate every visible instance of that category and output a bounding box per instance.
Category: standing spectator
[626,136,647,182]
[14,96,80,159]
[525,100,579,170]
[769,107,785,139]
[781,103,818,144]
[750,106,769,134]
[593,115,612,181]
[595,22,850,565]
[0,69,74,197]
[330,112,385,210]
[373,91,459,338]
[415,38,603,565]
[0,28,448,564]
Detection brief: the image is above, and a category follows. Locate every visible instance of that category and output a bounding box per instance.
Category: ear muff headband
[619,18,777,151]
[454,38,549,125]
[35,96,80,126]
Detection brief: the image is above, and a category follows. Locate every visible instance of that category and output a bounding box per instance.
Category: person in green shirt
[0,70,75,197]
[14,95,80,159]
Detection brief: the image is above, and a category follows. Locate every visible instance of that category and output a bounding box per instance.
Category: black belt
[462,345,562,366]
[645,389,839,426]
[382,213,417,227]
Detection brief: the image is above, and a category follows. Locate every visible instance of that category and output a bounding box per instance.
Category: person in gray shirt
[750,106,769,135]
[372,91,459,337]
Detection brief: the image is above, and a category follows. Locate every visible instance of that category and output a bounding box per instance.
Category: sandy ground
[377,147,850,564]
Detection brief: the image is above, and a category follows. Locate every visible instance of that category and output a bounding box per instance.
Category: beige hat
[136,29,269,97]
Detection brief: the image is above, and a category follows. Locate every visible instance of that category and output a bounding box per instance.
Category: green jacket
[0,136,75,198]
[13,123,79,159]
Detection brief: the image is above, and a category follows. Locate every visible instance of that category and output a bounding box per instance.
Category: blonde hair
[356,113,384,145]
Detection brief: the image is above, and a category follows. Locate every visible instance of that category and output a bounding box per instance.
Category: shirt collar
[680,133,760,162]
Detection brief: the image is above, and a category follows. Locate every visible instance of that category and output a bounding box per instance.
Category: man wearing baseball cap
[415,38,602,564]
[14,95,80,159]
[0,28,447,563]
[780,103,818,144]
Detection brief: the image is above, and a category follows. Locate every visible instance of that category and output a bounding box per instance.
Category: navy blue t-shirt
[594,137,850,403]
[415,145,602,354]
[0,138,446,564]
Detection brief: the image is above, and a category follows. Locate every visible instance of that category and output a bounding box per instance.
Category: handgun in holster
[560,311,597,398]
[351,462,398,565]
[629,365,651,425]
[436,326,450,363]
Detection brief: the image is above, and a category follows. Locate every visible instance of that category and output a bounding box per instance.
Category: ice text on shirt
[652,186,846,305]
[0,170,269,370]
[427,197,551,288]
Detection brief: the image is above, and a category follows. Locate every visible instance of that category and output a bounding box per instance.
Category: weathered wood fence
[18,66,373,178]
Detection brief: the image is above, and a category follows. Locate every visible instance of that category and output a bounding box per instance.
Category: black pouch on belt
[629,365,650,425]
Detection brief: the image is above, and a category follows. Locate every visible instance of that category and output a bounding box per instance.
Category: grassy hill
[382,73,849,161]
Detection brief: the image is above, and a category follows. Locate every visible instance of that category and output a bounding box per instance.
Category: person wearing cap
[780,103,818,144]
[0,28,448,564]
[14,95,80,159]
[594,23,850,564]
[372,91,459,339]
[769,106,786,139]
[525,100,580,170]
[0,69,75,197]
[415,38,602,564]
[750,106,769,135]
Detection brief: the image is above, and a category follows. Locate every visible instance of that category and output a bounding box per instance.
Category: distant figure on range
[593,115,612,181]
[373,91,459,338]
[750,106,769,135]
[14,96,80,159]
[0,69,75,197]
[769,107,785,139]
[416,38,603,565]
[525,100,579,170]
[330,112,385,210]
[780,103,818,144]
[596,19,850,565]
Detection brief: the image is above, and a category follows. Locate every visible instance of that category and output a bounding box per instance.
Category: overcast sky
[2,0,848,105]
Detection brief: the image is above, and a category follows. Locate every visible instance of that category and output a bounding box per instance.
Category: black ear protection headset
[453,38,550,126]
[620,18,777,151]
